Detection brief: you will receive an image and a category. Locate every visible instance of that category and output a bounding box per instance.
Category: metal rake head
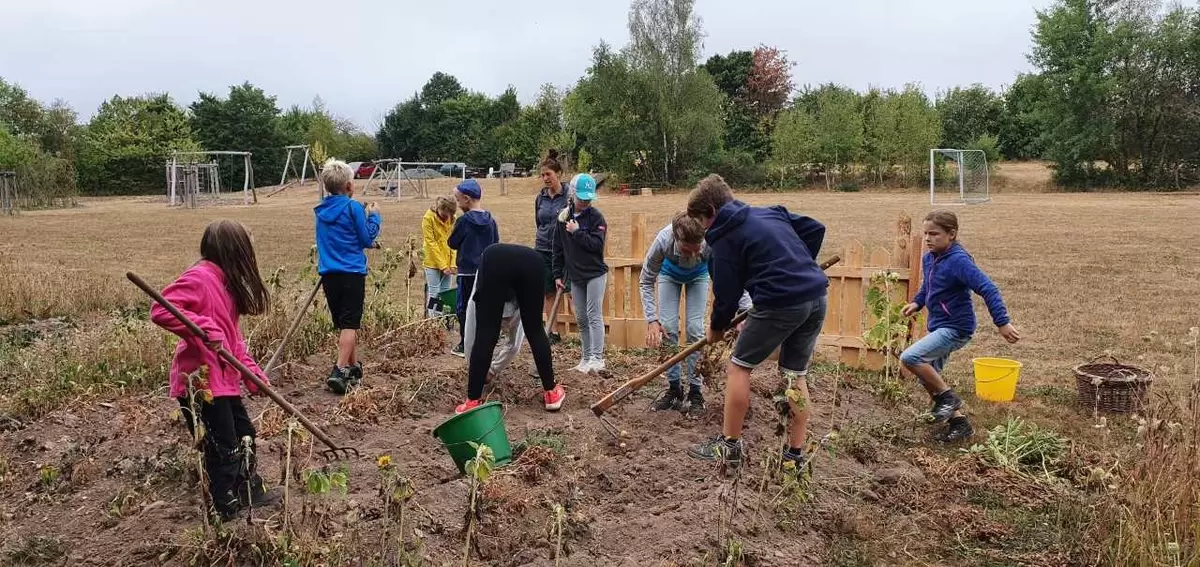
[596,413,622,440]
[320,446,360,461]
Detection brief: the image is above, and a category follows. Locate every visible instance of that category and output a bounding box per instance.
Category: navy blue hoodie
[448,209,499,275]
[313,194,380,275]
[914,242,1010,335]
[706,200,828,331]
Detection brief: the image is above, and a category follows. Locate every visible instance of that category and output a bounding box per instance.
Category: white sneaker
[572,359,591,372]
[586,359,606,373]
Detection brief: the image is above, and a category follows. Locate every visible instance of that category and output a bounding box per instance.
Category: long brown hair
[200,220,269,316]
[671,211,705,244]
[540,149,563,175]
[924,210,959,240]
[686,174,734,220]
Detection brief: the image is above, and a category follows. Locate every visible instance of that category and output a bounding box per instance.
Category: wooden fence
[551,212,924,371]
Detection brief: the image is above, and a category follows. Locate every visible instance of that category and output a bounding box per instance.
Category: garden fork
[128,272,359,461]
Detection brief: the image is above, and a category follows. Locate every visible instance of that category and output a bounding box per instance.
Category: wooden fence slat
[613,268,627,318]
[840,241,866,366]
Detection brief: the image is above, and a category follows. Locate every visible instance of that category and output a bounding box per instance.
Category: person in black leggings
[454,243,568,414]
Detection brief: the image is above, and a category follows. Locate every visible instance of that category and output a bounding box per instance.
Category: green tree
[0,79,44,139]
[936,84,1003,150]
[77,94,198,195]
[997,73,1048,160]
[565,43,651,178]
[189,82,287,187]
[377,96,424,160]
[624,0,724,182]
[864,85,942,185]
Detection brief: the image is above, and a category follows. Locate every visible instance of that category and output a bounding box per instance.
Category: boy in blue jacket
[684,174,829,472]
[900,210,1020,442]
[448,178,500,357]
[314,159,381,394]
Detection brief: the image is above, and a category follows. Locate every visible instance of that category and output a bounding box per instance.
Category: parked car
[355,161,376,179]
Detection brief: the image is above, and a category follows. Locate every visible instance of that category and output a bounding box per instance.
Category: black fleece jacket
[551,205,609,284]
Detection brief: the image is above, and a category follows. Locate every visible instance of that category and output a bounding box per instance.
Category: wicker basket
[1073,355,1154,413]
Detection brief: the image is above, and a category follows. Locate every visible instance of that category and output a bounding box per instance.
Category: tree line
[1,0,1197,202]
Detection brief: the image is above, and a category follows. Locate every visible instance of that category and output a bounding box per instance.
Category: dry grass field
[0,173,1197,565]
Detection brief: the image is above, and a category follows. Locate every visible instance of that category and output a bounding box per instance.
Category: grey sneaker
[929,389,963,423]
[685,388,705,416]
[687,435,743,473]
[326,365,348,395]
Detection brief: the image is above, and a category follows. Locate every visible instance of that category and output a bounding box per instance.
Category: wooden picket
[552,211,924,370]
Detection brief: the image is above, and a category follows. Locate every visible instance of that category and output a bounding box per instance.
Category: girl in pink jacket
[150,219,273,521]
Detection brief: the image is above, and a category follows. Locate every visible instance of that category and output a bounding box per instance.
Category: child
[900,210,1020,442]
[455,243,566,413]
[641,212,752,415]
[422,195,457,319]
[552,173,609,372]
[149,219,276,521]
[314,158,381,394]
[684,174,829,472]
[448,178,500,357]
[535,150,570,342]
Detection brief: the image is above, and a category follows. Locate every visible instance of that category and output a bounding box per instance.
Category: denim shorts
[899,327,972,373]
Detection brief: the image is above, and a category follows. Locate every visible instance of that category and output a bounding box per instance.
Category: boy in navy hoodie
[314,159,381,394]
[448,178,500,356]
[685,174,829,473]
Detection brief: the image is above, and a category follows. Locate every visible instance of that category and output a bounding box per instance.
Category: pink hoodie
[150,260,267,399]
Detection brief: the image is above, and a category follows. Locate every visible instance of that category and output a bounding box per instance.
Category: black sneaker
[213,491,245,523]
[237,474,282,508]
[346,362,363,388]
[929,389,963,423]
[326,365,348,395]
[932,417,974,443]
[781,447,808,470]
[652,384,684,411]
[451,342,465,358]
[685,388,706,417]
[687,435,743,472]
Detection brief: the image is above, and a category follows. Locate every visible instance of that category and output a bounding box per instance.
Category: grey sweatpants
[572,273,607,361]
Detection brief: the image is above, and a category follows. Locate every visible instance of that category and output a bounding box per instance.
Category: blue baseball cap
[455,178,482,200]
[570,173,597,201]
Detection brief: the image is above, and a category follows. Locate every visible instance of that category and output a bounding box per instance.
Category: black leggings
[467,244,556,400]
[178,395,260,513]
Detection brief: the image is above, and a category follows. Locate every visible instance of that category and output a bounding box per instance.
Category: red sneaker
[455,399,483,414]
[543,384,566,411]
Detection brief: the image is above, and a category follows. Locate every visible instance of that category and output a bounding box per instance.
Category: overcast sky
[1,0,1056,131]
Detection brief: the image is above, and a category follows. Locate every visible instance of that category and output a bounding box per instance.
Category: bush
[702,149,767,186]
[965,133,1002,166]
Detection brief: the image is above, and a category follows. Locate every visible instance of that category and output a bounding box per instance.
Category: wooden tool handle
[545,287,564,336]
[127,272,342,452]
[589,254,841,417]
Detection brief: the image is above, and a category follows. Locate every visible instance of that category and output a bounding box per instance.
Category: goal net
[929,149,989,205]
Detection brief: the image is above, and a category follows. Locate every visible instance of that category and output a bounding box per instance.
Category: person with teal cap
[551,173,610,372]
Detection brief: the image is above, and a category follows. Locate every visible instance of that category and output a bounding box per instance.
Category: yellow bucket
[972,357,1023,402]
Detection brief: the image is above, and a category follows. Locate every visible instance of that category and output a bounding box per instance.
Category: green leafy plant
[463,442,495,566]
[967,417,1068,481]
[863,271,912,404]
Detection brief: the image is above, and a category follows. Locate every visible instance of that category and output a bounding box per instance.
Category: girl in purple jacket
[900,211,1021,442]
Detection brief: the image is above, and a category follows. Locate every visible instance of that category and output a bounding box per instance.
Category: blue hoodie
[706,200,829,331]
[313,194,381,275]
[448,209,499,275]
[914,242,1010,335]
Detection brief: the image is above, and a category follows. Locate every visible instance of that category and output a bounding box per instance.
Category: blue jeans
[424,268,453,318]
[900,327,972,374]
[658,275,709,388]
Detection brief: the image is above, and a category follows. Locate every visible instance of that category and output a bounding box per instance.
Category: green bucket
[438,288,457,314]
[431,402,512,474]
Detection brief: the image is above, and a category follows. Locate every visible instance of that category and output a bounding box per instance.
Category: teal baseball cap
[570,173,597,201]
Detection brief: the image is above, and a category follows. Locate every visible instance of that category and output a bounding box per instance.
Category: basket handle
[1086,354,1120,365]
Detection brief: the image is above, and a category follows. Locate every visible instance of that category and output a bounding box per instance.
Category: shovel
[263,278,322,377]
[127,272,359,461]
[588,255,841,438]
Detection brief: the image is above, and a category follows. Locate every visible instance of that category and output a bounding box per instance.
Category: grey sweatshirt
[640,225,751,322]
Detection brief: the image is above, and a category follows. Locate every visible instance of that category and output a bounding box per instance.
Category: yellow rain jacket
[422,209,456,270]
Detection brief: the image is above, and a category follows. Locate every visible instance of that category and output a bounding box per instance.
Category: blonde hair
[433,195,456,218]
[320,158,354,195]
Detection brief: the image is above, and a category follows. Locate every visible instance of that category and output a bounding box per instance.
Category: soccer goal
[929,149,989,205]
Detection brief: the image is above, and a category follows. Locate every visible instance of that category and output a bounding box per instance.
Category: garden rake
[588,255,842,439]
[127,271,359,461]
